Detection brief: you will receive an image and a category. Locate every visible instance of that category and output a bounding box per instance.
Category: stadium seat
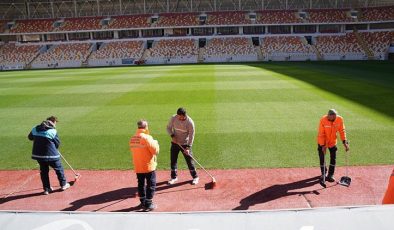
[57,17,103,31]
[33,43,91,68]
[0,43,40,66]
[315,33,365,60]
[306,9,351,23]
[257,10,302,24]
[108,15,152,29]
[203,37,257,62]
[10,19,55,33]
[360,6,394,21]
[157,13,199,27]
[90,41,144,60]
[146,39,198,64]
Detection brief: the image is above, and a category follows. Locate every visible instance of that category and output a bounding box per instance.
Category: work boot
[144,200,156,212]
[192,177,199,185]
[43,187,53,195]
[168,177,178,185]
[138,198,146,209]
[61,182,71,191]
[319,175,325,183]
[326,175,335,183]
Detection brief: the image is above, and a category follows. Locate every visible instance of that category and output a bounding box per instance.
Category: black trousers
[38,159,67,190]
[318,145,337,176]
[136,171,156,202]
[170,142,198,179]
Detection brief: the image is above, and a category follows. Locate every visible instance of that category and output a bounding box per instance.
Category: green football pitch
[0,61,393,170]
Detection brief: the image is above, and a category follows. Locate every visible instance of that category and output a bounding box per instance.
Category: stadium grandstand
[0,0,393,70]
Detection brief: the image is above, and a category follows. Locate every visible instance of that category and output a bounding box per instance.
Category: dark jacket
[28,120,60,162]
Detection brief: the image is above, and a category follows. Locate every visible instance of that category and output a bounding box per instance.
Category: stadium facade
[1,0,394,18]
[0,0,393,70]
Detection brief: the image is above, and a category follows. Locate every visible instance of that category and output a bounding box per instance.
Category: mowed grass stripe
[0,62,392,170]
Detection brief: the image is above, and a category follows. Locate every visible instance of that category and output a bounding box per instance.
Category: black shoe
[138,199,146,209]
[326,175,335,182]
[137,202,145,209]
[144,202,156,212]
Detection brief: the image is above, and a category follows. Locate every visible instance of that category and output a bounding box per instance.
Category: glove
[343,140,350,152]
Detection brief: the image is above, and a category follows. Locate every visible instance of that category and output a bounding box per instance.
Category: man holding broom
[28,116,70,195]
[317,109,350,185]
[166,107,199,185]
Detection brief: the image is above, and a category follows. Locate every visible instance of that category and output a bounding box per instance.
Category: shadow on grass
[233,176,321,210]
[250,61,394,118]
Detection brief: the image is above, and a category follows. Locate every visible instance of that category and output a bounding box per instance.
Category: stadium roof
[1,0,394,19]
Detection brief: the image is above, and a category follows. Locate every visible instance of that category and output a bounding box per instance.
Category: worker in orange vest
[317,109,349,184]
[129,119,159,211]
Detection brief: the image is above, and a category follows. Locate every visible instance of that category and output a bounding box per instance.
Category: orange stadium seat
[34,43,91,63]
[0,43,40,66]
[57,17,103,31]
[257,10,302,24]
[149,39,198,57]
[10,19,55,33]
[206,11,250,25]
[261,36,314,54]
[108,15,152,29]
[306,9,351,23]
[360,6,394,21]
[204,37,256,56]
[90,41,144,59]
[157,13,199,27]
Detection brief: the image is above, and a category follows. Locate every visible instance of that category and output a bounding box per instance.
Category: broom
[58,151,82,183]
[176,143,217,189]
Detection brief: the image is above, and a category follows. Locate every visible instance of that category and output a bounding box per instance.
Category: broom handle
[176,143,215,180]
[323,148,326,182]
[58,151,78,176]
[345,150,349,177]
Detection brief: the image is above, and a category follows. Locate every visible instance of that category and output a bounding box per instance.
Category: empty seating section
[206,11,250,25]
[11,19,55,33]
[258,10,301,24]
[58,17,103,31]
[360,31,394,57]
[261,36,314,54]
[315,33,364,59]
[306,9,351,23]
[35,43,91,63]
[205,37,256,56]
[149,39,198,57]
[157,13,199,27]
[108,15,151,29]
[90,41,144,59]
[360,6,394,21]
[0,43,40,65]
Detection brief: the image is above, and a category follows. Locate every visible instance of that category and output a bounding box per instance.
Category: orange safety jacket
[317,115,347,148]
[129,129,159,174]
[382,169,394,204]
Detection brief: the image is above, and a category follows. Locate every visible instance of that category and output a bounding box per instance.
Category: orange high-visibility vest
[129,129,159,173]
[317,115,347,148]
[382,169,394,204]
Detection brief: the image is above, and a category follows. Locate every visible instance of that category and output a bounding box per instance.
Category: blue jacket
[28,121,60,162]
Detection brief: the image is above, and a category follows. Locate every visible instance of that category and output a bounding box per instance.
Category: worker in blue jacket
[28,116,70,195]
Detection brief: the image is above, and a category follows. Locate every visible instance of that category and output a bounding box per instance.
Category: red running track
[0,165,392,212]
